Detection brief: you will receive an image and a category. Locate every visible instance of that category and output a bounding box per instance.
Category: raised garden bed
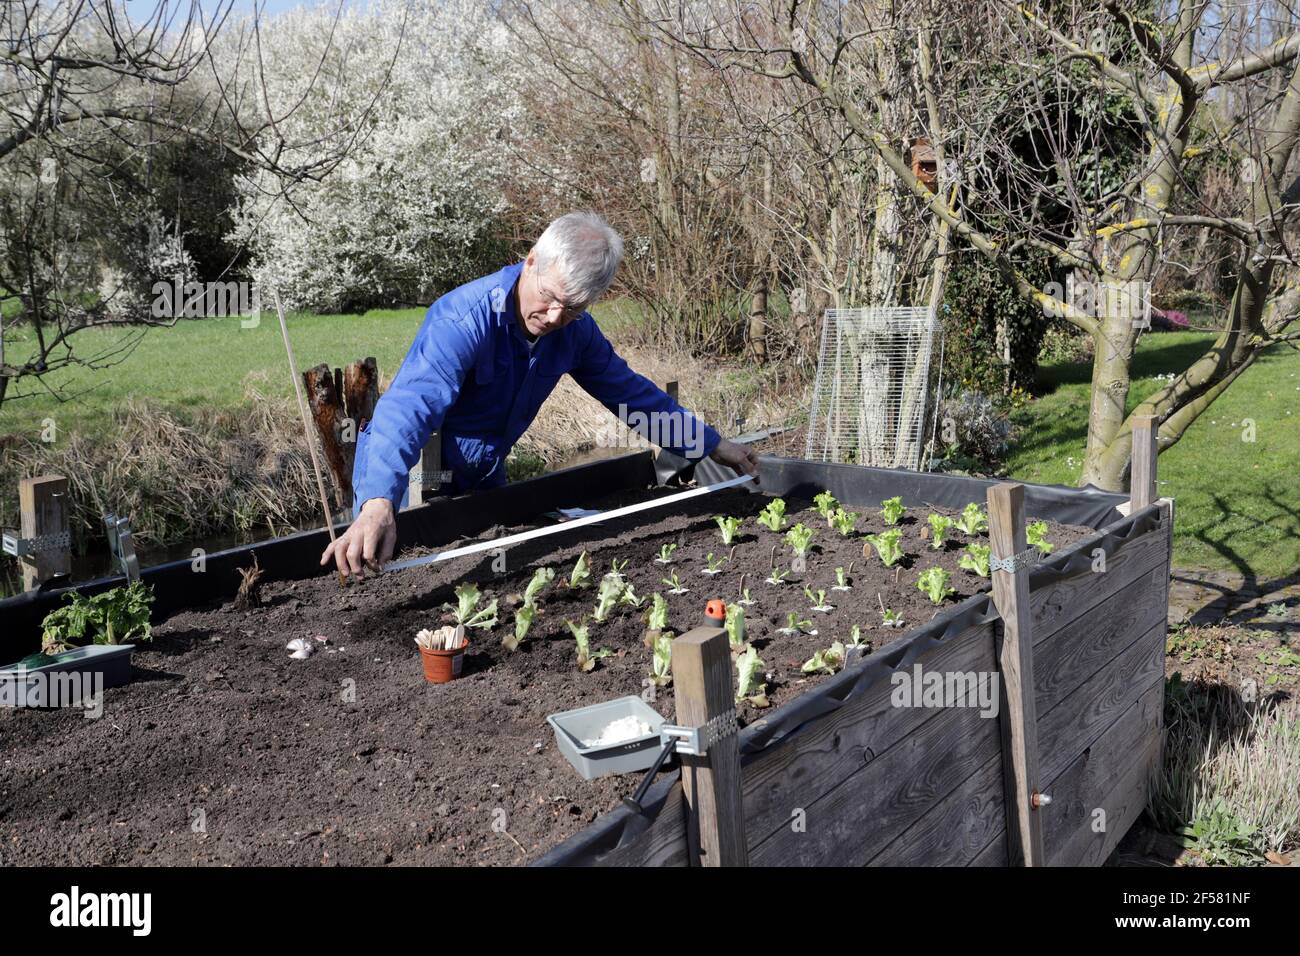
[0,449,1170,867]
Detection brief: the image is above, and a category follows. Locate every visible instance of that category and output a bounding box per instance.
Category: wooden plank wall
[582,503,1172,867]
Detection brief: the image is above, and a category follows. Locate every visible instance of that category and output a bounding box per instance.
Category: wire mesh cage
[803,306,942,470]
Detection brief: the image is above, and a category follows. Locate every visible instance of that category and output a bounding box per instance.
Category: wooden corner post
[1130,415,1158,511]
[19,474,71,591]
[987,482,1046,866]
[671,625,748,866]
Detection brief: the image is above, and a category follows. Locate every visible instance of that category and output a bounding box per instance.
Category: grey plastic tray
[546,696,667,780]
[0,644,134,708]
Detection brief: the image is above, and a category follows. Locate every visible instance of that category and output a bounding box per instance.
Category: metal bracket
[103,513,141,583]
[660,710,739,757]
[991,548,1039,574]
[3,529,70,559]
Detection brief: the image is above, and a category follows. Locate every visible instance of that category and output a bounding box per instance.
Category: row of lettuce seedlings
[429,490,1057,710]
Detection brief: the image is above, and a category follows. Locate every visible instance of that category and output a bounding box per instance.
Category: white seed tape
[382,473,756,574]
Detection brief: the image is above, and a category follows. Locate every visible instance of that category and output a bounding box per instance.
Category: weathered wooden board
[1037,621,1165,783]
[1030,506,1169,641]
[969,831,1010,867]
[1033,562,1168,715]
[747,695,1003,866]
[1046,678,1164,866]
[741,621,996,846]
[868,753,1006,866]
[593,784,689,867]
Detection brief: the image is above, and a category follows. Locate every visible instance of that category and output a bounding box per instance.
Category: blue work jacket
[352,262,721,509]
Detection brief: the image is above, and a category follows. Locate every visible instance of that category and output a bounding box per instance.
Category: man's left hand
[710,438,760,481]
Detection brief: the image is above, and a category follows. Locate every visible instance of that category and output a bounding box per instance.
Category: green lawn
[1007,331,1300,580]
[0,299,637,439]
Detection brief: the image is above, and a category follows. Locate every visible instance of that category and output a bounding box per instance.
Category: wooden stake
[986,482,1046,867]
[19,474,70,591]
[1130,415,1158,511]
[274,291,345,584]
[672,624,748,866]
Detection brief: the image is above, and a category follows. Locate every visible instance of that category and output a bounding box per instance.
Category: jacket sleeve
[352,306,484,508]
[568,318,721,460]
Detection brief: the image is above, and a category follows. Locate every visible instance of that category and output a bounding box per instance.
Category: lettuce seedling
[956,503,988,536]
[1027,520,1054,554]
[702,552,727,575]
[592,575,627,622]
[833,563,853,591]
[805,587,833,612]
[865,529,904,567]
[504,604,535,652]
[766,567,789,585]
[41,581,155,652]
[445,583,498,630]
[649,633,674,687]
[661,571,690,595]
[737,575,756,606]
[802,641,846,676]
[568,551,593,589]
[646,592,670,632]
[828,508,859,536]
[777,611,814,636]
[724,603,746,649]
[880,496,905,526]
[715,515,743,546]
[567,619,613,673]
[608,557,629,580]
[735,646,769,708]
[620,582,645,609]
[881,608,905,628]
[523,567,554,607]
[847,625,871,649]
[916,567,955,605]
[785,522,814,558]
[927,513,954,550]
[959,543,992,578]
[813,491,839,522]
[757,498,788,532]
[655,543,678,564]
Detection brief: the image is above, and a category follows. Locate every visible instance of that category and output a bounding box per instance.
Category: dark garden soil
[0,485,1092,867]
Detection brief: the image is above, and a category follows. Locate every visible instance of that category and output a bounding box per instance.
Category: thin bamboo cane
[273,291,346,585]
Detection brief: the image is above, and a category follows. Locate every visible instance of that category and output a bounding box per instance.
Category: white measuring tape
[383,473,756,574]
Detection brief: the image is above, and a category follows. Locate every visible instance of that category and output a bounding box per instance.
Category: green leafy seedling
[757,498,787,532]
[655,543,678,564]
[916,567,955,605]
[927,513,954,550]
[608,558,629,580]
[865,528,904,567]
[41,581,155,653]
[646,592,670,632]
[737,575,757,606]
[715,515,743,546]
[766,567,789,585]
[813,491,839,522]
[880,496,905,526]
[568,551,593,589]
[805,587,833,612]
[724,603,746,649]
[523,567,554,607]
[661,571,690,595]
[1026,520,1054,554]
[785,522,814,558]
[847,625,871,649]
[567,619,613,673]
[959,543,992,578]
[735,645,769,708]
[777,612,814,636]
[592,575,627,623]
[828,508,859,536]
[702,552,727,575]
[504,604,535,652]
[802,641,846,676]
[445,583,498,630]
[833,563,853,591]
[956,503,988,536]
[649,633,674,687]
[881,608,904,628]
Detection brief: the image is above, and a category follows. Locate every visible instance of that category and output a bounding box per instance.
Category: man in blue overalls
[321,211,760,578]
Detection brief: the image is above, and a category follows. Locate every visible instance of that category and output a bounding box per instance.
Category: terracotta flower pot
[419,638,469,684]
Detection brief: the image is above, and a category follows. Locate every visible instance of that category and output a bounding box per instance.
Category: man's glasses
[535,270,585,320]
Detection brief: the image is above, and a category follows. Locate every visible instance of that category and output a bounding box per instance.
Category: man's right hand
[321,497,397,579]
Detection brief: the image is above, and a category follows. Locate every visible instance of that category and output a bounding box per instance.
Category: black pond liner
[533,462,1145,867]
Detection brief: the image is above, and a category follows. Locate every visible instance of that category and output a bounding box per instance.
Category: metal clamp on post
[660,710,739,758]
[990,548,1039,574]
[3,529,71,559]
[103,513,141,583]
